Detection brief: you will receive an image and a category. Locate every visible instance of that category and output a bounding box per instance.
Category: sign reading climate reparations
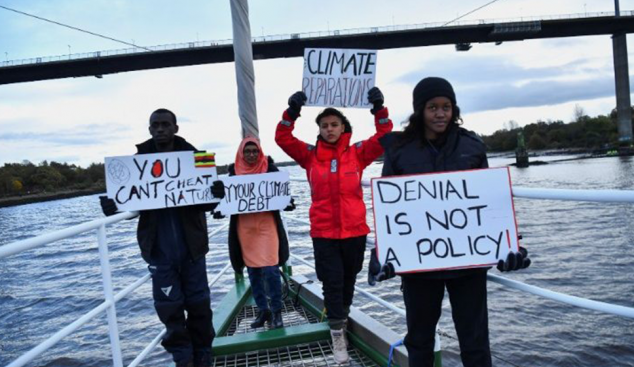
[302,48,377,108]
[371,168,519,274]
[215,172,292,215]
[105,151,219,211]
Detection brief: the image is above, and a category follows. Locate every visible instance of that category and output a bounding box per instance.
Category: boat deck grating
[211,340,380,366]
[225,298,321,336]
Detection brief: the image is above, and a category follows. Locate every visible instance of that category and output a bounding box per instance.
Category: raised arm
[275,92,312,168]
[356,87,394,168]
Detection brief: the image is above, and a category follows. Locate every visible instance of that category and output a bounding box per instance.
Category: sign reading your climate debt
[302,47,377,109]
[215,171,292,215]
[104,151,219,211]
[371,168,519,274]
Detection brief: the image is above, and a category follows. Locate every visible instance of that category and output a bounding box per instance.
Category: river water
[1,155,633,367]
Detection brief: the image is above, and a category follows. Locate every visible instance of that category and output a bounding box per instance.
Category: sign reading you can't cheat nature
[215,172,292,216]
[105,151,219,211]
[302,48,377,109]
[371,168,519,274]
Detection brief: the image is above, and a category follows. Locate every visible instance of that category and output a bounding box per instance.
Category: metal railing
[0,212,230,367]
[1,11,631,68]
[3,178,634,367]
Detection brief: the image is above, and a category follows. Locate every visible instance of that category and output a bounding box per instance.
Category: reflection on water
[0,155,633,366]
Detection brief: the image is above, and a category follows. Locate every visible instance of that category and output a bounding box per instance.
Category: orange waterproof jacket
[275,108,393,239]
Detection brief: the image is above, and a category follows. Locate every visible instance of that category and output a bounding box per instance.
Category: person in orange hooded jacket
[275,88,392,364]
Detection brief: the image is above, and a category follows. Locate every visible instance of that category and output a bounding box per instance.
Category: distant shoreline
[0,187,105,209]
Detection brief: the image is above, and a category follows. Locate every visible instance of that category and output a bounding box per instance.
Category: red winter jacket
[275,108,393,239]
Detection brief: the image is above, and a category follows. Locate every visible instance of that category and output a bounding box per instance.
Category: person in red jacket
[275,88,393,364]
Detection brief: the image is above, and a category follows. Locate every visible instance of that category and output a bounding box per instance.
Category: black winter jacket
[380,124,489,279]
[227,157,290,273]
[135,136,217,263]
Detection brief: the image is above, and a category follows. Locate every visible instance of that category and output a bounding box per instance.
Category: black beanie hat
[412,77,456,112]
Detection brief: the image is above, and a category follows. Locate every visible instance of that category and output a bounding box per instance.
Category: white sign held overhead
[104,151,219,211]
[302,48,377,108]
[371,168,520,274]
[216,171,292,215]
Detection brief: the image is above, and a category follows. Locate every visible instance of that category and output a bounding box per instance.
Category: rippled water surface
[1,155,634,366]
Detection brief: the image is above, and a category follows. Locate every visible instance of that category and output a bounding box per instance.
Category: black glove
[497,246,531,272]
[212,211,226,219]
[367,86,384,115]
[99,195,118,216]
[286,91,307,120]
[211,180,225,199]
[283,197,296,212]
[368,248,396,285]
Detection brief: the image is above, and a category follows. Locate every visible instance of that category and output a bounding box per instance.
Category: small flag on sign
[194,152,216,168]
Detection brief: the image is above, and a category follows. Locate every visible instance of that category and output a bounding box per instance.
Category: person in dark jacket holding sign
[222,137,293,330]
[369,78,531,367]
[100,108,225,367]
[275,88,392,364]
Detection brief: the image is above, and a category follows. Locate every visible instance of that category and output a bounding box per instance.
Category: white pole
[229,0,259,139]
[97,225,124,367]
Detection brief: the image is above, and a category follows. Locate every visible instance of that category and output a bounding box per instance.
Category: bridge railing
[2,10,631,68]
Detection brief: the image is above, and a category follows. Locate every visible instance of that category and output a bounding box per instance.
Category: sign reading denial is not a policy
[371,168,519,274]
[105,151,219,211]
[302,48,377,108]
[215,172,292,216]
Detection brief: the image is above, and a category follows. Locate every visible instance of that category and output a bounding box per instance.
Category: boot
[250,309,272,329]
[330,328,349,364]
[271,310,284,329]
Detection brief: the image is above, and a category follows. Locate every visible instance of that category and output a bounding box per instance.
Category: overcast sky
[1,0,633,167]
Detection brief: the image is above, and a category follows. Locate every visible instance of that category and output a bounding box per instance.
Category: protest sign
[371,168,519,274]
[215,172,291,215]
[302,48,377,108]
[105,151,219,211]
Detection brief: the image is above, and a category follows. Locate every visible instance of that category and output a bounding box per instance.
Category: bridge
[1,12,634,85]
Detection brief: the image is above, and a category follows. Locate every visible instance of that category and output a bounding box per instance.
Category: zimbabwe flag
[194,152,216,168]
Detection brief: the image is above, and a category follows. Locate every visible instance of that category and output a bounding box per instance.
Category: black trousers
[150,257,215,364]
[402,271,491,367]
[312,236,366,327]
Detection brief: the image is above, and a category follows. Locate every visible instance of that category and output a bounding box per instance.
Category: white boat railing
[3,182,634,367]
[0,214,230,367]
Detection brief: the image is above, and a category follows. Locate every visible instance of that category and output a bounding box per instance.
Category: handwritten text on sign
[216,172,292,215]
[371,168,519,274]
[105,151,219,211]
[302,48,377,108]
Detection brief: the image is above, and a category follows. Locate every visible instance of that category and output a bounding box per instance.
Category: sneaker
[271,310,284,329]
[330,329,349,364]
[250,309,272,329]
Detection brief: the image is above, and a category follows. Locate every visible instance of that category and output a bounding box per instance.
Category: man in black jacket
[100,108,225,367]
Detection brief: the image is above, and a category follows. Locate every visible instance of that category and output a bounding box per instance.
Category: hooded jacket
[275,108,393,239]
[227,157,290,273]
[135,135,216,263]
[380,123,489,279]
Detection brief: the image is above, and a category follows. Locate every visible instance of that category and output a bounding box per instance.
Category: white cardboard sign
[216,171,292,215]
[371,168,519,274]
[302,48,377,108]
[105,151,219,211]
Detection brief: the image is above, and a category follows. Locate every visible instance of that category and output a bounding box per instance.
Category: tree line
[481,108,625,152]
[0,161,106,198]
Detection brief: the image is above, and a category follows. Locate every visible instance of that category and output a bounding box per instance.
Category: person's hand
[497,247,531,272]
[213,211,226,219]
[368,248,396,285]
[283,197,296,212]
[99,195,118,216]
[367,86,384,115]
[286,91,307,120]
[211,180,225,199]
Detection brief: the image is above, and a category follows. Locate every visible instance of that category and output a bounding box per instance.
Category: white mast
[230,0,259,139]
